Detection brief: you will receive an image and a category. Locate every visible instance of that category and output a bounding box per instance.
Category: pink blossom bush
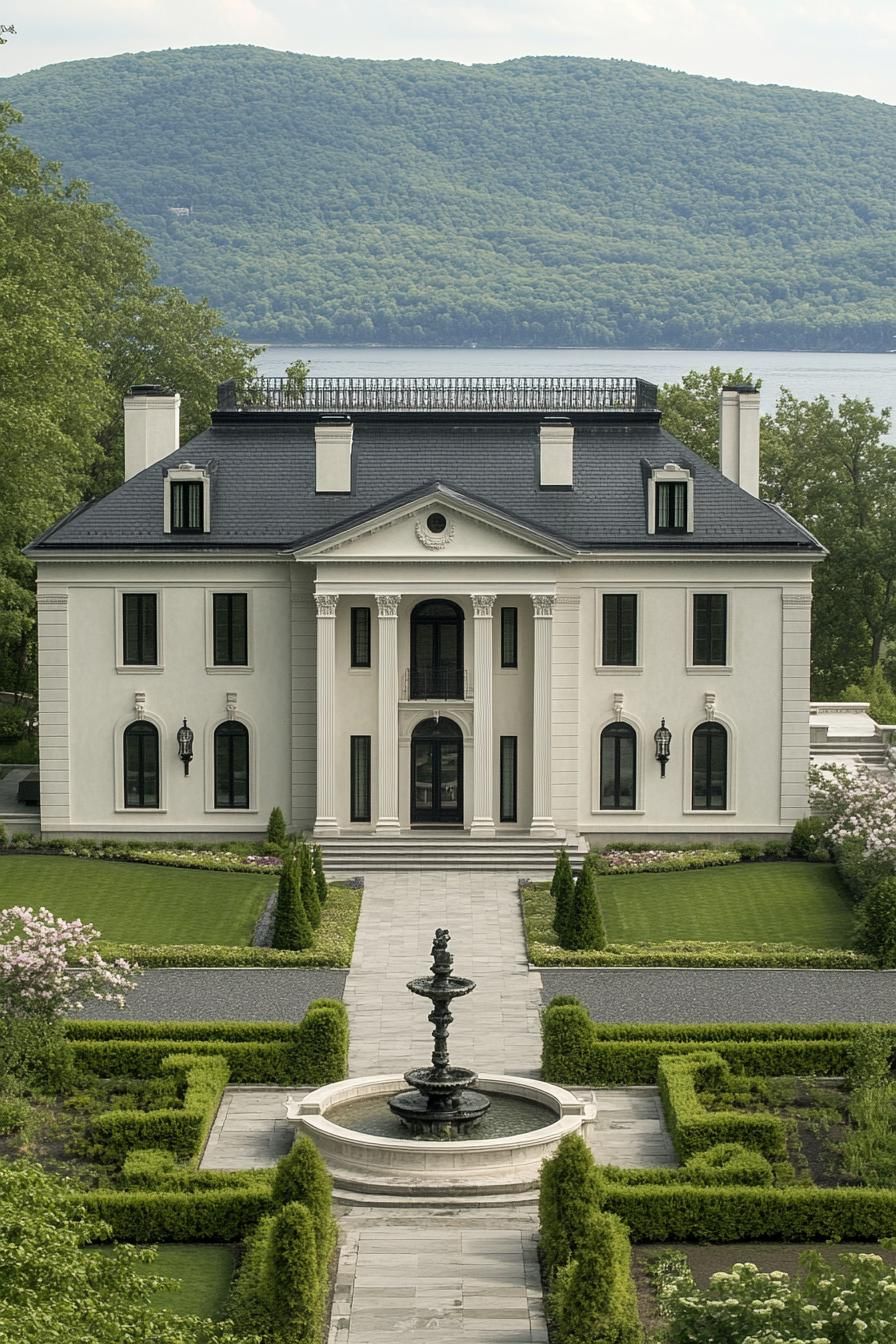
[810,763,896,865]
[0,906,137,1018]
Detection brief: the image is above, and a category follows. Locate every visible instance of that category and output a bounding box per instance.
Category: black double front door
[411,718,463,825]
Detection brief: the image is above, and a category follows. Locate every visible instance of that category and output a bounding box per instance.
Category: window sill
[206,808,259,815]
[682,809,737,816]
[686,666,733,676]
[595,666,643,675]
[348,666,372,674]
[115,806,167,814]
[116,665,165,674]
[593,807,646,816]
[206,665,254,675]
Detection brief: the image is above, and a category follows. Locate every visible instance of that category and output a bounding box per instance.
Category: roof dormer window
[647,463,694,536]
[164,465,210,535]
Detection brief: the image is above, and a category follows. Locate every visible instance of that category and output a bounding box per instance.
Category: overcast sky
[1,0,894,105]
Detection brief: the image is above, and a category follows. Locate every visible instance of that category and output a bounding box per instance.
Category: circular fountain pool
[329,1089,556,1141]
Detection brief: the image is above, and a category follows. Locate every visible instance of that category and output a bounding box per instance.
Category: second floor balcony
[404,667,470,700]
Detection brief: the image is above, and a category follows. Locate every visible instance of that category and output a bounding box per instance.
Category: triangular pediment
[285,486,574,561]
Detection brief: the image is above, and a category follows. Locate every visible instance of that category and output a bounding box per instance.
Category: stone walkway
[330,1210,546,1344]
[344,870,543,1077]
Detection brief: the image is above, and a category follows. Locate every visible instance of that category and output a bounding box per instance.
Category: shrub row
[528,941,872,969]
[94,939,354,968]
[600,1181,896,1243]
[0,833,282,873]
[539,1134,641,1344]
[74,1186,273,1241]
[657,1052,788,1161]
[541,1000,894,1086]
[92,1054,229,1162]
[69,1001,350,1087]
[121,1148,273,1190]
[596,1143,774,1189]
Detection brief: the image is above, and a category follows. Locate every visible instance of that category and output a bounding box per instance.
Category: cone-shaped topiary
[266,805,287,847]
[312,844,328,906]
[539,1132,604,1276]
[561,860,607,951]
[268,1201,323,1344]
[272,1135,336,1272]
[273,851,314,950]
[552,847,575,942]
[299,841,321,929]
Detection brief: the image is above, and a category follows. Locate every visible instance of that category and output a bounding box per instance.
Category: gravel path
[71,968,347,1021]
[541,968,896,1022]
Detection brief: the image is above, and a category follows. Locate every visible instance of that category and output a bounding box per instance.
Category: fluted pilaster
[375,593,401,833]
[530,593,556,837]
[313,592,340,835]
[471,593,496,837]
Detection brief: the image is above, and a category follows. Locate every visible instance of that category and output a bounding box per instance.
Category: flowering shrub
[810,763,896,867]
[650,1247,896,1343]
[594,847,741,873]
[0,906,137,1017]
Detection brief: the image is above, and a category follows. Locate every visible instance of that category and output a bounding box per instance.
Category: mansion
[27,375,823,846]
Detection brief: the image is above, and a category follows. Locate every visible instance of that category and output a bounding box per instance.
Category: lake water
[256,345,896,415]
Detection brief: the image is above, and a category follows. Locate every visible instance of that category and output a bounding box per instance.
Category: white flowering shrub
[810,764,896,867]
[650,1247,896,1343]
[0,906,137,1018]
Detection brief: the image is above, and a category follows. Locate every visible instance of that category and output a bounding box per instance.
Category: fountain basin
[295,1074,594,1197]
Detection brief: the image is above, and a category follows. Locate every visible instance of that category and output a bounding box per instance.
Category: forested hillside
[2,46,894,349]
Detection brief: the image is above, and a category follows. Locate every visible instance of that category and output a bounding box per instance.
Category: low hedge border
[74,1186,274,1241]
[121,1148,273,1189]
[541,1000,894,1086]
[69,1001,349,1086]
[92,1053,229,1162]
[596,1143,774,1188]
[657,1051,788,1161]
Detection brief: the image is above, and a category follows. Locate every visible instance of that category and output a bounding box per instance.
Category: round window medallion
[415,513,454,550]
[426,512,447,534]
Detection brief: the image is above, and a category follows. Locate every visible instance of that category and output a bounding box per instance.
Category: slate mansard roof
[27,395,823,557]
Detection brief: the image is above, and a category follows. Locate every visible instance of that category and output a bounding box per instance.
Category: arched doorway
[410,599,464,699]
[411,717,463,825]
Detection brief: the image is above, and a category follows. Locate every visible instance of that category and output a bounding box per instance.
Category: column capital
[532,594,556,618]
[375,593,401,618]
[314,593,339,618]
[471,593,497,617]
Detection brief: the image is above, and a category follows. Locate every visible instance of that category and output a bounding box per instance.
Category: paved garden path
[344,869,543,1077]
[542,967,896,1022]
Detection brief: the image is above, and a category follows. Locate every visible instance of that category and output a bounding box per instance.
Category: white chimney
[539,419,574,488]
[315,416,353,493]
[719,384,760,498]
[123,385,181,481]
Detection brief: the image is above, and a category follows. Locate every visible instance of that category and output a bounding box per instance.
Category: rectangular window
[499,736,517,823]
[213,594,248,666]
[500,607,518,668]
[693,594,728,665]
[350,736,371,822]
[602,594,637,665]
[350,607,371,668]
[655,480,688,533]
[171,480,204,532]
[122,593,158,665]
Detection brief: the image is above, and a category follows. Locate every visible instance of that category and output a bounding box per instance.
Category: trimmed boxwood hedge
[596,1144,773,1188]
[541,999,894,1086]
[91,1053,229,1162]
[657,1051,788,1161]
[75,1187,273,1241]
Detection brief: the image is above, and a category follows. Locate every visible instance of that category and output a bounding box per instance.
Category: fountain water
[388,928,490,1136]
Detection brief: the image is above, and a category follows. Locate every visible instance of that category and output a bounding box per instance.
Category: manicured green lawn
[94,1244,236,1319]
[0,855,271,945]
[528,862,854,949]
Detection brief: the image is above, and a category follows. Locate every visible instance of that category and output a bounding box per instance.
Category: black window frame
[122,592,158,666]
[123,720,160,809]
[214,721,250,809]
[499,735,518,823]
[500,607,518,669]
[693,593,728,666]
[170,479,204,533]
[600,722,637,811]
[692,722,728,810]
[655,480,688,534]
[350,735,371,822]
[602,593,637,666]
[350,607,371,669]
[212,593,248,666]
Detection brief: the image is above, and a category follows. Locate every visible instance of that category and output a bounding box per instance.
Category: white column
[375,593,401,834]
[530,593,556,837]
[471,593,496,837]
[313,592,340,836]
[36,589,71,831]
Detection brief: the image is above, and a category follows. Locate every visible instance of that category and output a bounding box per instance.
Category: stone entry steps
[318,835,582,872]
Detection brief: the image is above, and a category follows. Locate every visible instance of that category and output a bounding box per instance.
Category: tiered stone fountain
[295,928,593,1198]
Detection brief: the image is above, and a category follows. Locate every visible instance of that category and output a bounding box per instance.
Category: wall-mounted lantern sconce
[176,718,194,776]
[654,718,672,778]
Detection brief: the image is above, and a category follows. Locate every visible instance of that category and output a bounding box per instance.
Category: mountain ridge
[2,45,894,350]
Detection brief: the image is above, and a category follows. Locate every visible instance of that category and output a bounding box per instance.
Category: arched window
[123,721,159,808]
[600,723,636,810]
[692,723,728,810]
[410,599,464,699]
[214,721,249,809]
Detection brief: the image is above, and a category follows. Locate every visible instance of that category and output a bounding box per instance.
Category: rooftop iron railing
[227,375,658,413]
